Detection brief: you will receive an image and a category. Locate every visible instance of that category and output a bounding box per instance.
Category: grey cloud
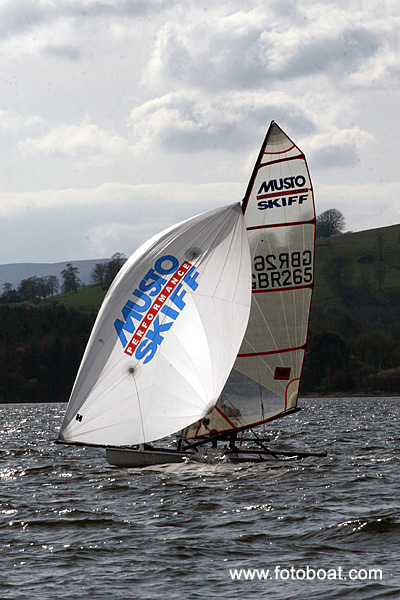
[0,0,46,37]
[278,27,379,80]
[43,45,82,61]
[154,101,316,154]
[313,143,358,169]
[63,0,168,19]
[0,0,168,40]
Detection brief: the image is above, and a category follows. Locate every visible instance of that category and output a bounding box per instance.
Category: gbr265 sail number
[253,250,313,290]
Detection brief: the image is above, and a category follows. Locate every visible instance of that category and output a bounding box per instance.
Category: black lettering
[304,266,313,283]
[303,250,312,266]
[293,268,303,284]
[258,180,275,194]
[282,270,291,286]
[283,176,295,189]
[258,273,269,288]
[270,271,281,287]
[265,254,277,270]
[291,252,301,267]
[254,256,265,271]
[295,175,306,187]
[279,253,289,269]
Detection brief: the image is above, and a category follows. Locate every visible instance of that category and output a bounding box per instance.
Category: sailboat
[58,121,319,467]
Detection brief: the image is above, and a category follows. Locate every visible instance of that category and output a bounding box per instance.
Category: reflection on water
[0,398,399,600]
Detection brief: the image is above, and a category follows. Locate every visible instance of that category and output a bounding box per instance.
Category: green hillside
[48,223,400,312]
[0,223,399,403]
[45,222,400,397]
[42,284,106,311]
[314,223,400,306]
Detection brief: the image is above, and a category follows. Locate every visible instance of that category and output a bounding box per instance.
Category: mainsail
[184,122,315,440]
[58,203,251,446]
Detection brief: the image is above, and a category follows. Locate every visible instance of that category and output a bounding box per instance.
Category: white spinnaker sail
[58,203,251,446]
[184,122,315,439]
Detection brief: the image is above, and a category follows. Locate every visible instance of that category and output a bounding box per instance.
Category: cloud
[128,90,315,153]
[0,109,47,132]
[316,181,400,233]
[0,180,244,262]
[306,126,373,169]
[43,45,82,61]
[16,117,130,166]
[0,0,45,38]
[141,3,394,95]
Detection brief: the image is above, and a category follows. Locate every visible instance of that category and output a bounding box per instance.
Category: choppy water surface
[0,398,399,600]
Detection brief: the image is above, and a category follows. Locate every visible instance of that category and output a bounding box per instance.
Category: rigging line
[131,369,146,444]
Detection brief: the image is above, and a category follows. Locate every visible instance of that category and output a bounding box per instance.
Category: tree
[46,275,59,298]
[322,255,352,294]
[104,252,127,287]
[376,232,386,260]
[18,276,39,300]
[91,262,108,289]
[2,282,14,301]
[61,264,81,293]
[374,260,387,291]
[302,331,350,393]
[316,209,346,239]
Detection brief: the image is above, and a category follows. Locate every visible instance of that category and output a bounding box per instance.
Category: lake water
[1,398,399,600]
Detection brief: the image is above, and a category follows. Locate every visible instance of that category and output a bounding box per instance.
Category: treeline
[1,253,127,304]
[0,304,95,403]
[301,300,400,395]
[300,224,400,395]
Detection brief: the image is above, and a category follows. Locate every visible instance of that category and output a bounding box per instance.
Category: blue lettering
[145,316,173,346]
[139,269,167,296]
[161,305,180,320]
[155,255,179,275]
[183,266,199,291]
[135,339,157,364]
[170,283,186,310]
[257,180,275,194]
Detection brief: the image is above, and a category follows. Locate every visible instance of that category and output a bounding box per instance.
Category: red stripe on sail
[215,406,236,429]
[256,187,309,200]
[252,283,314,293]
[263,144,296,155]
[238,344,306,358]
[247,218,316,231]
[124,261,193,356]
[259,154,305,168]
[285,378,300,410]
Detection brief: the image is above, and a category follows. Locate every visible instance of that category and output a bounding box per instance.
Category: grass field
[44,222,400,313]
[314,223,400,306]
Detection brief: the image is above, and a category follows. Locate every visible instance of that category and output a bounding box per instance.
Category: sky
[1,0,399,265]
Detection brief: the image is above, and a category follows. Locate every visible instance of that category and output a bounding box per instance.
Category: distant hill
[0,259,109,289]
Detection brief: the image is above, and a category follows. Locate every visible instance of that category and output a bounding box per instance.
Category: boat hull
[106,447,193,467]
[105,446,301,467]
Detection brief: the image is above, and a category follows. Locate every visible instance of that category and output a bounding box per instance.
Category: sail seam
[252,284,313,294]
[260,154,305,168]
[247,219,315,231]
[263,144,296,155]
[238,344,306,358]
